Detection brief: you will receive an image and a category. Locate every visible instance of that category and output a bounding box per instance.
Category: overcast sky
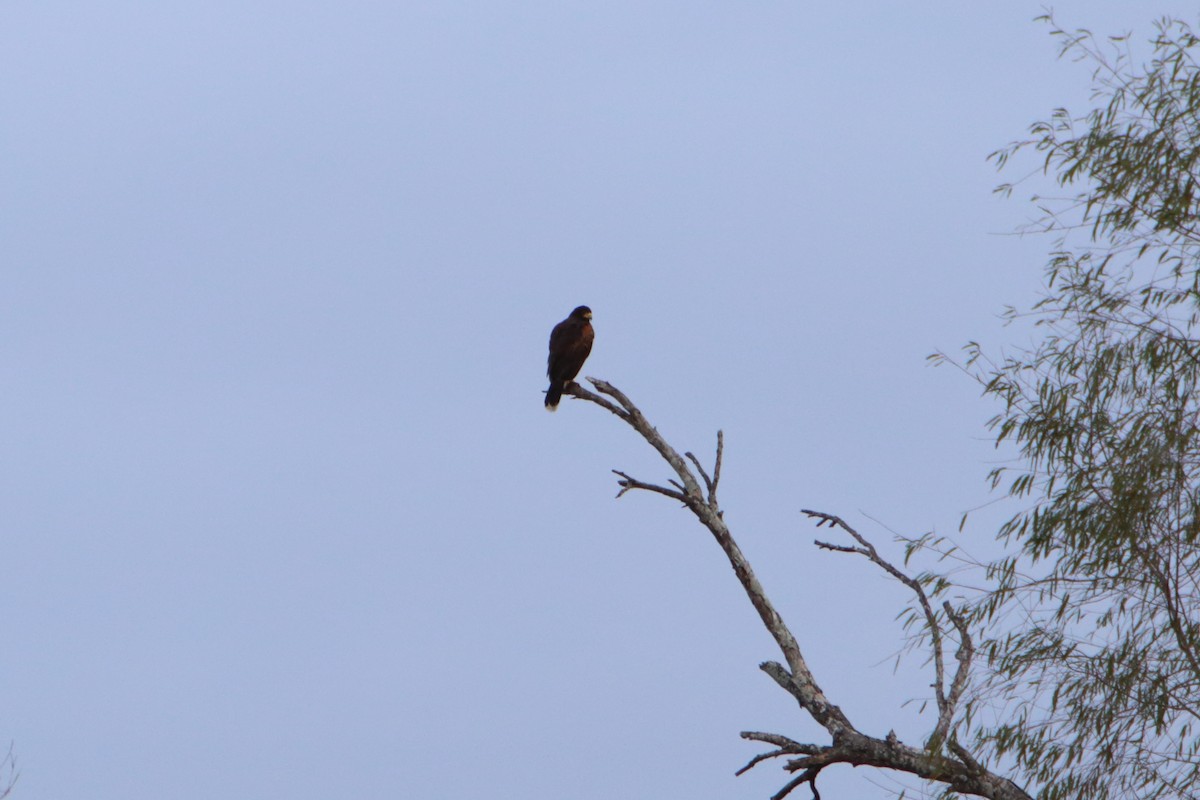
[0,3,1191,798]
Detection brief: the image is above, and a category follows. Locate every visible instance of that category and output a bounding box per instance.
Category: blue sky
[0,3,1190,798]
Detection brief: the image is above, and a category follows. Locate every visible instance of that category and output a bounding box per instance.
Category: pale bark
[560,378,1032,800]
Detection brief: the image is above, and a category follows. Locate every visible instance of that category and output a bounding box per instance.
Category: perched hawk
[545,305,594,411]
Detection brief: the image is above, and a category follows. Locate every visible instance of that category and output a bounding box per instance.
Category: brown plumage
[545,305,594,410]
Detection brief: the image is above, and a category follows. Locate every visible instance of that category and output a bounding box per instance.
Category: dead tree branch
[562,378,1032,800]
[0,743,16,800]
[805,509,975,754]
[565,378,852,737]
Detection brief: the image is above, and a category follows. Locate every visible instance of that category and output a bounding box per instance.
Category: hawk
[545,305,594,411]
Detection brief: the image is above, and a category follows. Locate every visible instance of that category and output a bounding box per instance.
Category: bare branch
[0,743,16,800]
[736,748,789,777]
[943,601,976,744]
[803,509,958,747]
[814,540,863,556]
[712,429,724,505]
[565,381,1030,800]
[579,385,856,737]
[760,660,811,706]
[611,470,688,503]
[773,768,822,800]
[684,429,725,510]
[586,378,707,502]
[740,731,822,752]
[561,380,630,422]
[949,737,986,778]
[685,451,714,496]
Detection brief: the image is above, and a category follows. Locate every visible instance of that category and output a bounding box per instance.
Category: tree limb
[565,378,1031,800]
[805,509,976,754]
[685,430,724,510]
[611,470,688,503]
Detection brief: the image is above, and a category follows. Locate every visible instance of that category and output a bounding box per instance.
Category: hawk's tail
[545,382,564,411]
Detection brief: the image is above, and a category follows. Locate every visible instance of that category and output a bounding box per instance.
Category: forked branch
[805,509,974,751]
[560,378,1031,800]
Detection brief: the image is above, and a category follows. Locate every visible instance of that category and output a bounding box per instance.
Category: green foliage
[953,13,1200,800]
